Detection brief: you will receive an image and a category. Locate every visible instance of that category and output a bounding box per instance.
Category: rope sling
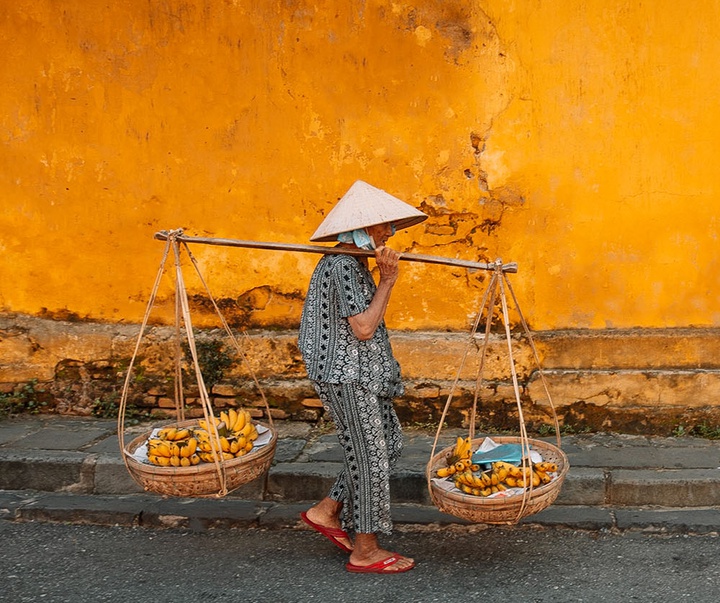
[118,229,276,497]
[426,261,568,524]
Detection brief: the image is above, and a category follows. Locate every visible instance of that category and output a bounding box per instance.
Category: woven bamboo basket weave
[123,419,277,498]
[427,436,569,525]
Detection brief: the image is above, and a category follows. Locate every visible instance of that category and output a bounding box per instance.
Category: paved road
[2,520,718,603]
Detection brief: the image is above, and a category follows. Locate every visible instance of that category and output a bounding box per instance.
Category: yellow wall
[1,0,719,332]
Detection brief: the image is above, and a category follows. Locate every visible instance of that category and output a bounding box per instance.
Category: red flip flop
[300,511,353,553]
[346,554,415,574]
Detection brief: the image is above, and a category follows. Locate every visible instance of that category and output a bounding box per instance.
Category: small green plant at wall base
[673,423,720,439]
[181,337,237,392]
[91,393,158,424]
[0,379,47,419]
[535,423,591,437]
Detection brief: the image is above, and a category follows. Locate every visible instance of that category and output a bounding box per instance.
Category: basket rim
[427,435,569,506]
[123,420,278,476]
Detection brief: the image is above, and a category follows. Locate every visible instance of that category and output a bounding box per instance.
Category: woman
[298,181,427,574]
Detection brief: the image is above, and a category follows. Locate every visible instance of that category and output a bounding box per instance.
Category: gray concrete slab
[566,446,720,469]
[0,449,90,491]
[11,426,112,451]
[553,467,607,506]
[609,468,720,506]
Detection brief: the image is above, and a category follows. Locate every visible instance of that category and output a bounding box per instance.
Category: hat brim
[309,180,428,242]
[310,214,427,242]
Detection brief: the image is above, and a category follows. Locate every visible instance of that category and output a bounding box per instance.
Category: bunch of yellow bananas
[453,460,559,497]
[194,408,259,462]
[147,432,201,467]
[436,436,478,478]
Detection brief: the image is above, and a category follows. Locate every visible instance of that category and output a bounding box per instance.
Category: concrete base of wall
[1,314,719,435]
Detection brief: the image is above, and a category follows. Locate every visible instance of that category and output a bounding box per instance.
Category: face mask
[337,229,375,250]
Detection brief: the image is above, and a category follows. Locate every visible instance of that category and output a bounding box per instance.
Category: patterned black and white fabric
[315,381,403,534]
[299,253,405,534]
[299,254,403,397]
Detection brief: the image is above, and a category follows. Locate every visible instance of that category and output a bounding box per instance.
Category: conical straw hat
[310,180,428,242]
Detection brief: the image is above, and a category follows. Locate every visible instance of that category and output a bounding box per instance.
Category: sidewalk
[1,415,719,533]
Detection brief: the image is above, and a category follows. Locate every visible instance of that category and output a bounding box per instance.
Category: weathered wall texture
[1,1,720,431]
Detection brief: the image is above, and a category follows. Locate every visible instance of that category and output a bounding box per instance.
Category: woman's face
[365,222,394,248]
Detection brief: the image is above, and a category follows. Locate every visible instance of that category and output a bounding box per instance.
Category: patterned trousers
[313,381,404,535]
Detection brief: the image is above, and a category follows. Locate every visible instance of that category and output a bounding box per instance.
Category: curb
[2,490,719,535]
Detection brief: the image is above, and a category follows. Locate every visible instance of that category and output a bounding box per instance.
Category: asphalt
[1,415,720,534]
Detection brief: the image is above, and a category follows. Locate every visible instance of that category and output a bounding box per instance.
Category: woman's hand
[374,245,400,286]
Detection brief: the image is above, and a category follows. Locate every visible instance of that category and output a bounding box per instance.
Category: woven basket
[427,436,569,525]
[123,419,277,498]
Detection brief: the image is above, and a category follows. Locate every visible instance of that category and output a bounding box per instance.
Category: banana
[153,455,171,467]
[437,466,456,478]
[222,451,235,461]
[504,476,517,488]
[244,441,254,453]
[536,470,552,485]
[173,428,192,441]
[227,408,238,430]
[219,436,231,453]
[453,436,472,461]
[220,411,230,427]
[198,451,215,463]
[180,456,191,467]
[534,462,558,473]
[186,437,198,456]
[179,438,198,458]
[190,454,201,465]
[230,439,241,454]
[458,482,483,496]
[234,410,247,433]
[157,427,177,441]
[170,455,181,467]
[494,466,509,482]
[156,442,172,457]
[492,461,523,478]
[248,426,259,442]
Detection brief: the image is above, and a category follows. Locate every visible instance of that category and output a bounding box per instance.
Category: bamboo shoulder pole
[154,230,518,273]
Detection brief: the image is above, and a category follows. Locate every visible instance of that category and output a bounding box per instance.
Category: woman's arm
[347,246,399,341]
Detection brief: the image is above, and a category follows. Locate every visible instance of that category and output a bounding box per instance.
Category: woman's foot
[347,533,415,573]
[301,499,353,552]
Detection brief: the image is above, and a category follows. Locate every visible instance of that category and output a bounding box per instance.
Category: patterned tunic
[299,254,403,397]
[299,253,404,534]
